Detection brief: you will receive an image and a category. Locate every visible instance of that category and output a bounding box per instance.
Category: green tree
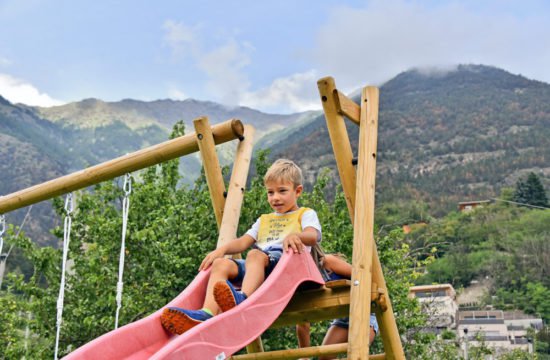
[1,147,437,358]
[514,172,549,207]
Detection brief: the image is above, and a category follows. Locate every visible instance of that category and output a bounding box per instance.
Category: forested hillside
[0,96,168,245]
[270,65,550,215]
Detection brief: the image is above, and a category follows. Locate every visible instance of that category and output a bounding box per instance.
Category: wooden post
[317,77,357,217]
[194,116,227,228]
[348,87,377,359]
[318,77,405,359]
[362,90,404,360]
[0,119,244,214]
[208,124,260,353]
[216,125,254,247]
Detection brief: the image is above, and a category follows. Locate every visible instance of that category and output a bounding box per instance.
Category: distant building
[457,310,539,355]
[504,310,543,345]
[458,200,491,212]
[409,284,458,333]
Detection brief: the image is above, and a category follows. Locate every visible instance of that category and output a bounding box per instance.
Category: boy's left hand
[284,233,304,254]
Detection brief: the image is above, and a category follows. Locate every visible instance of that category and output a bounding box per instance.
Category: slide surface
[63,269,211,359]
[64,251,324,359]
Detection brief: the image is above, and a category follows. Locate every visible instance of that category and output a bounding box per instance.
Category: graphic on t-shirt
[257,208,308,248]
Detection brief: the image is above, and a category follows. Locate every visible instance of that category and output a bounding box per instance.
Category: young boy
[296,254,378,360]
[161,159,322,335]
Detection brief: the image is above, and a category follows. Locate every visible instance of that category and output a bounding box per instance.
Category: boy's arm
[199,234,255,271]
[283,226,319,254]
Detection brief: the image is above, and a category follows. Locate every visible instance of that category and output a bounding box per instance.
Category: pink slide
[64,250,324,359]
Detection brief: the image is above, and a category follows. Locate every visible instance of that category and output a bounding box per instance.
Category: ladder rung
[230,343,385,360]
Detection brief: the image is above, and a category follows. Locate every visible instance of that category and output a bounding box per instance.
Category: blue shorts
[326,272,379,334]
[230,247,283,283]
[331,314,379,334]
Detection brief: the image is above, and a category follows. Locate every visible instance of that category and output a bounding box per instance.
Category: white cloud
[167,86,187,100]
[0,57,11,67]
[198,39,252,105]
[162,20,198,60]
[0,73,64,106]
[241,70,321,113]
[162,20,253,107]
[313,0,550,90]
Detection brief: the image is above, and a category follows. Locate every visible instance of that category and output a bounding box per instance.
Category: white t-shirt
[245,208,322,251]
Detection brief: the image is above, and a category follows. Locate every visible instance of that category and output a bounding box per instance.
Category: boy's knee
[246,249,268,265]
[211,258,235,273]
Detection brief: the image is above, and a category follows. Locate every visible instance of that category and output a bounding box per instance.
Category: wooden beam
[194,116,226,228]
[333,89,360,125]
[216,125,255,248]
[245,337,264,355]
[232,343,347,360]
[319,77,405,359]
[270,285,350,328]
[231,344,385,360]
[348,87,377,359]
[0,119,244,214]
[317,77,357,218]
[362,89,404,360]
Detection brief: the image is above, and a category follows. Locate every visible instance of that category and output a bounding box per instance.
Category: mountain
[1,96,313,245]
[0,97,168,245]
[2,64,549,245]
[31,98,312,136]
[269,65,550,214]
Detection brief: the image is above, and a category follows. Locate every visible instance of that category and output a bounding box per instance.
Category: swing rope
[115,173,132,329]
[0,214,5,259]
[54,193,74,360]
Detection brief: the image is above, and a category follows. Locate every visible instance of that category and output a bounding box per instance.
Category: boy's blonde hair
[264,159,303,188]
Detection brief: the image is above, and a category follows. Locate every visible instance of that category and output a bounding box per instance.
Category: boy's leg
[203,258,240,314]
[323,254,352,278]
[319,325,348,360]
[160,258,239,334]
[241,249,269,296]
[319,322,375,360]
[296,322,311,348]
[214,249,272,312]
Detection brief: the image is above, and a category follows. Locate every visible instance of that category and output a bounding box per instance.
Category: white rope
[115,174,132,329]
[54,193,73,360]
[0,214,5,260]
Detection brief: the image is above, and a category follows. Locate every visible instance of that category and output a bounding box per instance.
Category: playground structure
[0,77,405,359]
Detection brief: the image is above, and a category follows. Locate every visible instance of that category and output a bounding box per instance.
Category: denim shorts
[326,272,379,334]
[331,314,379,334]
[230,246,283,283]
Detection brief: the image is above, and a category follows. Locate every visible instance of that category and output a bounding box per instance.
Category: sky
[0,0,549,113]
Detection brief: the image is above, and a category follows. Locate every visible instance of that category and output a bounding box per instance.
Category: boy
[161,159,322,335]
[296,254,378,360]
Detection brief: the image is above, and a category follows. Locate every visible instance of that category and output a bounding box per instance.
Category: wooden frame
[317,77,405,359]
[0,119,244,214]
[194,116,227,228]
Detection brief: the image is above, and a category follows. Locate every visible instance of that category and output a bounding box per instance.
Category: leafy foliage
[514,172,549,207]
[0,146,436,358]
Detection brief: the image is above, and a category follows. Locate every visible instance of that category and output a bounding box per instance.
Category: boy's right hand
[199,248,225,271]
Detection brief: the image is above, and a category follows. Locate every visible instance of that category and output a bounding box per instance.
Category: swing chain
[0,214,5,237]
[123,173,132,196]
[64,193,74,215]
[115,173,132,329]
[55,193,74,360]
[0,214,5,258]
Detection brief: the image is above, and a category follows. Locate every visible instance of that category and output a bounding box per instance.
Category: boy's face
[265,179,303,213]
